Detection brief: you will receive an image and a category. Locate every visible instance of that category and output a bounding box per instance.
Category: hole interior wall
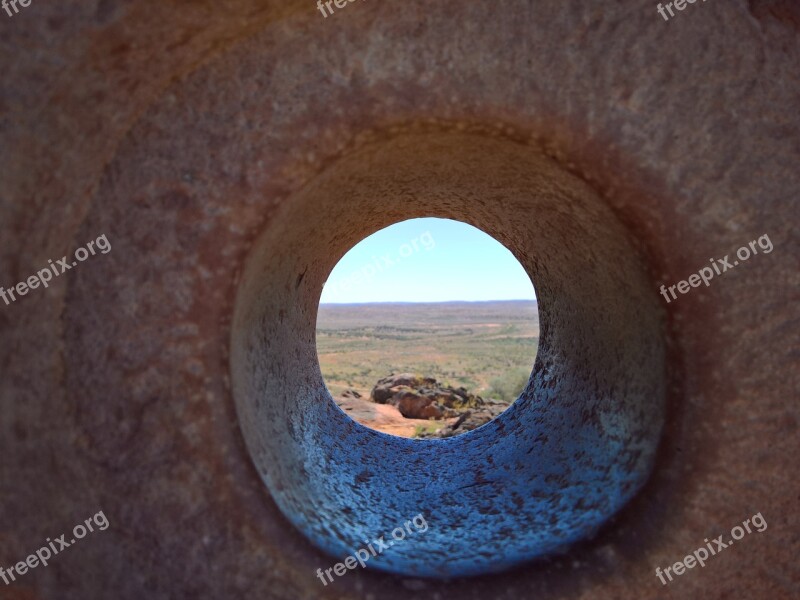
[230,131,665,577]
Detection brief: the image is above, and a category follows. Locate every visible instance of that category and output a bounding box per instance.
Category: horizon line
[319,299,538,306]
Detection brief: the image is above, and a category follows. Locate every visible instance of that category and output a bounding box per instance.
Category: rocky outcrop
[422,400,511,438]
[369,373,490,419]
[368,373,512,435]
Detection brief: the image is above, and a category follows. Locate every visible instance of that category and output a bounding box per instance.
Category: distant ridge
[319,299,537,307]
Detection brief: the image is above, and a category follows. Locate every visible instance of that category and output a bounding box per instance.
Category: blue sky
[320,218,536,303]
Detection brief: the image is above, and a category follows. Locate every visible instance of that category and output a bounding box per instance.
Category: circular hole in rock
[231,132,666,578]
[315,217,539,439]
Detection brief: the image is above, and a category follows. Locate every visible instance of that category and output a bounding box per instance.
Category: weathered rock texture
[231,131,666,577]
[1,1,798,599]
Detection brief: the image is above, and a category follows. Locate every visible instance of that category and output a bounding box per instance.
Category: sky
[319,217,536,304]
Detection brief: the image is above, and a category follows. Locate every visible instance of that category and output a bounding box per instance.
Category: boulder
[369,374,491,420]
[371,373,436,404]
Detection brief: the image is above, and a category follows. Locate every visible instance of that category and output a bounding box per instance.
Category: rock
[411,400,511,439]
[368,374,497,420]
[371,373,436,404]
[397,391,445,419]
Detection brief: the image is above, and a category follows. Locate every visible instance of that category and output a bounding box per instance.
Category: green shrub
[488,367,532,402]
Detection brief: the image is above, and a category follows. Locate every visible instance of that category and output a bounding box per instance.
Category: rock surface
[1,0,798,598]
